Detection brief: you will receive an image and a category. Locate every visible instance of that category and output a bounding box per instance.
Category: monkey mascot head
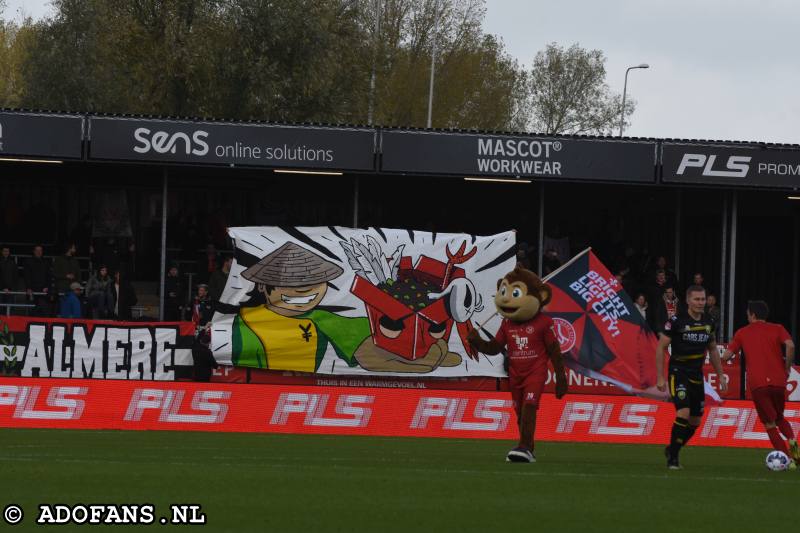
[494,266,552,323]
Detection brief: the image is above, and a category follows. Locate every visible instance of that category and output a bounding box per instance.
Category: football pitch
[1,428,797,532]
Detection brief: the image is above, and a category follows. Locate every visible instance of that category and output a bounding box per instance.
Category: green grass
[1,428,797,532]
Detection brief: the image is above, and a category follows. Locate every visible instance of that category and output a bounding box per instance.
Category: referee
[656,285,727,469]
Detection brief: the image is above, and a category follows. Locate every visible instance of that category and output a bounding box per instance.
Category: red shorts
[509,372,547,417]
[751,386,787,424]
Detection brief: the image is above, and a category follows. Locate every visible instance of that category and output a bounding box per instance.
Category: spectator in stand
[192,284,214,328]
[653,286,680,333]
[196,244,219,285]
[706,293,722,340]
[542,249,562,275]
[164,264,185,321]
[24,245,53,317]
[85,265,112,318]
[209,255,232,304]
[120,239,136,278]
[53,242,81,296]
[0,245,19,306]
[59,282,83,318]
[692,272,705,288]
[95,237,121,274]
[615,266,639,297]
[652,256,679,289]
[647,270,669,310]
[634,293,650,323]
[69,215,93,256]
[107,270,137,320]
[516,249,531,270]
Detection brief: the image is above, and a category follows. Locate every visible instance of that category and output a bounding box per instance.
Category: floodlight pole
[619,64,649,136]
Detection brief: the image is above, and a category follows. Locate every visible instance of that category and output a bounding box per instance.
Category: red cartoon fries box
[350,255,462,360]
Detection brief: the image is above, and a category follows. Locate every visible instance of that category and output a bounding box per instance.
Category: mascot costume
[467,266,568,463]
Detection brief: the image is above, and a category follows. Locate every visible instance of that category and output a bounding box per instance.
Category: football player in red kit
[468,266,567,463]
[722,300,797,465]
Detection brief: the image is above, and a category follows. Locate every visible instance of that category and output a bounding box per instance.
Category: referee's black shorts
[668,365,705,417]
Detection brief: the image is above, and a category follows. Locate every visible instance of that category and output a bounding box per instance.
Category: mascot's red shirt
[494,314,556,378]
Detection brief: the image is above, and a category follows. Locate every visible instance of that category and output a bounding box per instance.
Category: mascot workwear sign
[381,130,656,182]
[211,227,517,377]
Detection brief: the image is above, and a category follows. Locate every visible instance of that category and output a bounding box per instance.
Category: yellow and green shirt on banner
[232,306,370,372]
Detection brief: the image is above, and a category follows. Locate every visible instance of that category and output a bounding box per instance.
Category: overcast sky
[5,0,799,144]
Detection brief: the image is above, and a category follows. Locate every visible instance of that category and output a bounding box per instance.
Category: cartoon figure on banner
[466,266,568,463]
[230,239,473,373]
[346,236,486,371]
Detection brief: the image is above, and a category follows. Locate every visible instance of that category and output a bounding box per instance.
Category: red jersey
[494,313,556,378]
[728,321,792,390]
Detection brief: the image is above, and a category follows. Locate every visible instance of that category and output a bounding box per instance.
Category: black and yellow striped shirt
[663,312,715,370]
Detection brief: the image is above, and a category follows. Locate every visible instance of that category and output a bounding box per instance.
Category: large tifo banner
[0,378,794,449]
[0,317,195,380]
[211,227,516,377]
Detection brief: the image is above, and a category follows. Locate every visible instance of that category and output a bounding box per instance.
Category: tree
[359,0,527,130]
[527,42,633,135]
[3,0,528,131]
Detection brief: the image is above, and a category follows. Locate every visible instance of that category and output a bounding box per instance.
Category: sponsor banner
[380,130,656,182]
[663,143,800,188]
[0,377,793,448]
[211,226,515,377]
[246,368,498,391]
[0,316,195,381]
[705,356,741,400]
[88,117,375,170]
[210,366,248,383]
[744,365,800,400]
[535,354,740,398]
[0,112,84,159]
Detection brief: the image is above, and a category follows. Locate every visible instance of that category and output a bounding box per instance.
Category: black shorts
[669,366,705,417]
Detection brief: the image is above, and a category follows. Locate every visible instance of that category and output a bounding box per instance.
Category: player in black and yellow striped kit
[655,285,727,469]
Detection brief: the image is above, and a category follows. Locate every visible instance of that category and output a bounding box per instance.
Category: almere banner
[210,226,517,377]
[0,317,195,380]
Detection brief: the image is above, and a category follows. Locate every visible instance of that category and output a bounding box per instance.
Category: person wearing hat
[232,242,460,373]
[59,281,83,319]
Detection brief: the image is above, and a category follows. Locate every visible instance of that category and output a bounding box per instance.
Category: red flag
[544,248,722,404]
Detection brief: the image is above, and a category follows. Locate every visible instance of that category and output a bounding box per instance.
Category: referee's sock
[767,427,789,455]
[669,418,694,455]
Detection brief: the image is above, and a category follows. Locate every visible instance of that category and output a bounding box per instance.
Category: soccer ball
[765,450,791,471]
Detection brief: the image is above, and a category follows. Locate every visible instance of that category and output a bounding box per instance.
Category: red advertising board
[0,377,793,449]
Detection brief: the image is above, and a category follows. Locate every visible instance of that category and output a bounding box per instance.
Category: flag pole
[542,247,592,282]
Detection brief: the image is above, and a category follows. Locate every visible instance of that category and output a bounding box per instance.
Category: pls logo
[676,153,751,178]
[133,128,209,156]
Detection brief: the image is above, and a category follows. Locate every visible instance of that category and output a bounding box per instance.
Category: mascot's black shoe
[506,447,535,463]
